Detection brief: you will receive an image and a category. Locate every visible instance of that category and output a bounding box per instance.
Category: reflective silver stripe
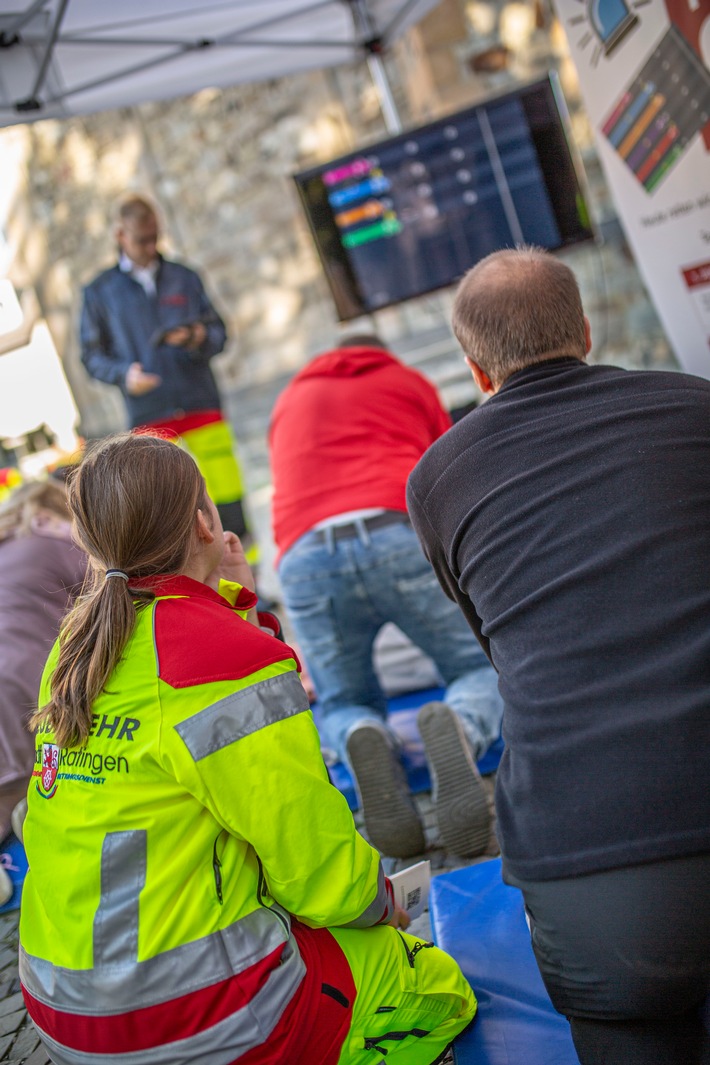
[26,935,306,1065]
[20,906,291,1015]
[175,670,310,761]
[93,831,146,966]
[340,862,393,928]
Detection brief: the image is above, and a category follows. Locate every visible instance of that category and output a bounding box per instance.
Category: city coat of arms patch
[38,743,60,798]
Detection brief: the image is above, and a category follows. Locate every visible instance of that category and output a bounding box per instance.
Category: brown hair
[452,246,587,388]
[339,333,389,350]
[115,195,157,227]
[0,479,71,543]
[33,432,206,747]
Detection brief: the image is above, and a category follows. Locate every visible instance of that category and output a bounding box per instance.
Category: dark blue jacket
[80,258,227,427]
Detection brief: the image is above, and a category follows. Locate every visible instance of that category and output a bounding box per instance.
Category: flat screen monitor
[293,73,594,321]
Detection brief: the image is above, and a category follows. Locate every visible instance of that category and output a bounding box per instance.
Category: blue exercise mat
[430,859,580,1065]
[313,686,504,810]
[0,832,28,914]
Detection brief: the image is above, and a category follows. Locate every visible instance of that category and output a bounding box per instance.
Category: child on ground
[19,432,476,1065]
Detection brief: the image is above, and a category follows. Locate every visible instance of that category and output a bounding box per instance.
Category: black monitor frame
[293,72,594,321]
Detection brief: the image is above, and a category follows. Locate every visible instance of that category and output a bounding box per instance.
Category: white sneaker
[0,863,12,907]
[11,798,27,844]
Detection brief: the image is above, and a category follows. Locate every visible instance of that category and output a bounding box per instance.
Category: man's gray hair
[452,246,587,387]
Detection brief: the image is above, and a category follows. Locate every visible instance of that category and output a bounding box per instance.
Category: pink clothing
[269,345,452,561]
[0,529,86,831]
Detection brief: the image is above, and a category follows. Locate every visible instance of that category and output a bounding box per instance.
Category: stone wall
[0,0,677,444]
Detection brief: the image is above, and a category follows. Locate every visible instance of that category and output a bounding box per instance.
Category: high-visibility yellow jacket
[20,575,392,1065]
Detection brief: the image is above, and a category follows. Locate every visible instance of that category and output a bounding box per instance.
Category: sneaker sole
[418,702,490,857]
[347,725,425,859]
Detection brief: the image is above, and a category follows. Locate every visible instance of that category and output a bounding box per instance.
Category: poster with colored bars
[553,0,710,377]
[601,25,710,194]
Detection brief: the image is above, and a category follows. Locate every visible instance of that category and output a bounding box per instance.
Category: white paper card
[389,860,431,920]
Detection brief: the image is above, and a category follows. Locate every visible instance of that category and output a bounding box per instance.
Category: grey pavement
[0,908,49,1065]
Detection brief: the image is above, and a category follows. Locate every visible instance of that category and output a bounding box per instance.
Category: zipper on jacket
[363,1036,389,1054]
[364,1028,430,1054]
[256,854,268,906]
[396,930,434,968]
[212,833,224,905]
[256,855,290,935]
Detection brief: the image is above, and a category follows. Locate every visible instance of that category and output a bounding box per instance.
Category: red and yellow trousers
[136,410,258,564]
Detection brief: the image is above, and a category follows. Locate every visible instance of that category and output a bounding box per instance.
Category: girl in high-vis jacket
[19,431,476,1065]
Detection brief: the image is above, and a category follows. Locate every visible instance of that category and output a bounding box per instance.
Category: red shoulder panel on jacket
[154,597,298,688]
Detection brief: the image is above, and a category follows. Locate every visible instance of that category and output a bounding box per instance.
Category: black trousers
[506,853,710,1065]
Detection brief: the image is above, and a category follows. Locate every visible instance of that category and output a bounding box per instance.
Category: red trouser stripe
[137,409,223,436]
[227,923,357,1065]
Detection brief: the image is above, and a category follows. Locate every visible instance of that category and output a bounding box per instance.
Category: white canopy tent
[0,0,439,129]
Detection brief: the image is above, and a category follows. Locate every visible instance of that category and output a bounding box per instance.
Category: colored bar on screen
[342,217,403,247]
[323,159,372,186]
[335,201,385,229]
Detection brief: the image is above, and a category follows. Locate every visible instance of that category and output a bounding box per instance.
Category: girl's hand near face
[217,531,255,591]
[207,531,259,627]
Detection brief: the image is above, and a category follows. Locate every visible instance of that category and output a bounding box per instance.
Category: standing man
[269,335,503,861]
[407,247,710,1065]
[80,195,255,561]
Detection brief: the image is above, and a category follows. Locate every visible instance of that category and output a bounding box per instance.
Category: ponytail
[33,573,153,747]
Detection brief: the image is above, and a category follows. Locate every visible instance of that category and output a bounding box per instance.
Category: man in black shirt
[407,247,710,1065]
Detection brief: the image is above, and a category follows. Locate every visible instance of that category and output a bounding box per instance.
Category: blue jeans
[278,519,503,765]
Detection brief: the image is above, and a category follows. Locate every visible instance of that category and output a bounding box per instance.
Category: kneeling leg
[332,925,476,1065]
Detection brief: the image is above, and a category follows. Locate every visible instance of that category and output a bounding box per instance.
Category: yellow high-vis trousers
[179,419,259,565]
[179,418,244,505]
[332,925,477,1064]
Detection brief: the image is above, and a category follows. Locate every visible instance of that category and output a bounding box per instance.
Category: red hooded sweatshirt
[269,345,452,561]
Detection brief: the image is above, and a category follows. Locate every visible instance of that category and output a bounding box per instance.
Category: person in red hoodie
[269,335,503,860]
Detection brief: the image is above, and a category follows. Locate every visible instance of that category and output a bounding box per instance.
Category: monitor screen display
[293,74,594,321]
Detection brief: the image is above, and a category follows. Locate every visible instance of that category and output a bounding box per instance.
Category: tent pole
[366,50,403,134]
[20,0,70,108]
[349,0,403,135]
